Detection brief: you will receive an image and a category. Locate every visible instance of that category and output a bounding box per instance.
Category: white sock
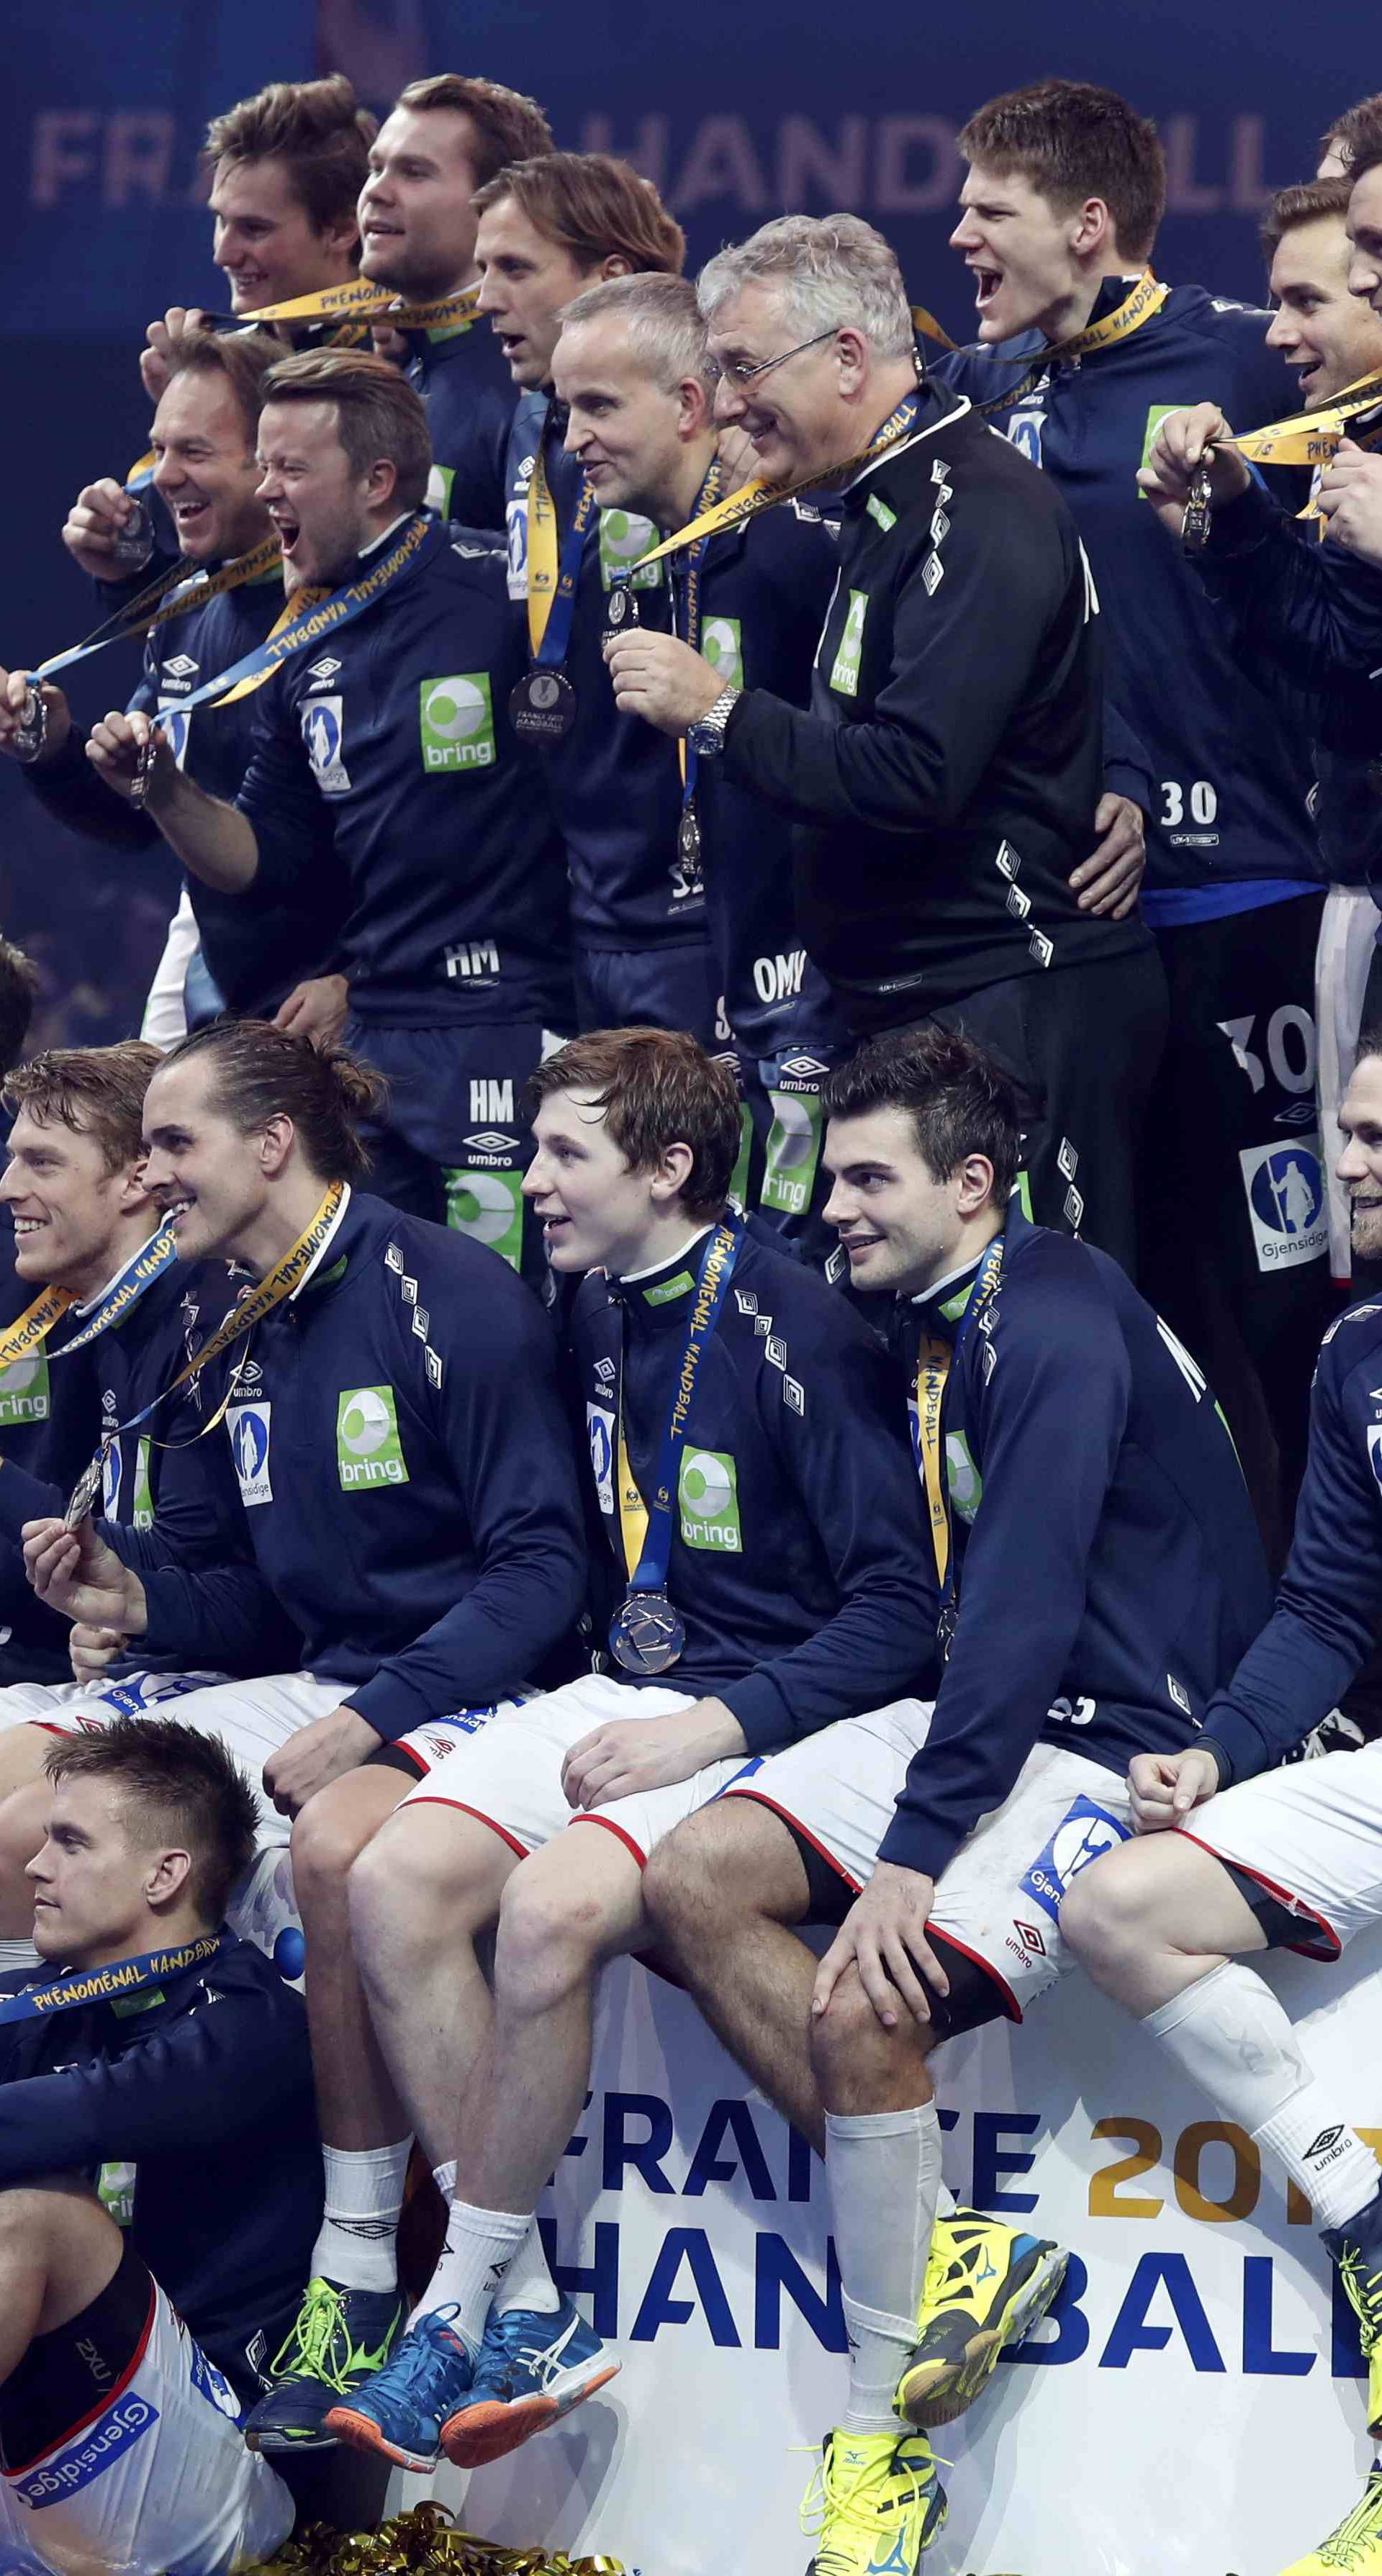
[432,2159,456,2201]
[411,2197,533,2354]
[826,2104,941,2436]
[310,2139,412,2292]
[494,2216,561,2318]
[1144,1963,1382,2231]
[0,1938,38,1975]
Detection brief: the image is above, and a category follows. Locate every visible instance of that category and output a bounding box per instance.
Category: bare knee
[808,1962,936,2110]
[292,1764,406,1905]
[1060,1844,1171,1972]
[493,1857,620,2012]
[348,1803,512,1966]
[0,1725,53,1803]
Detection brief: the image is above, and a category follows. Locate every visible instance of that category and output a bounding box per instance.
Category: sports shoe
[325,2303,476,2472]
[1278,2468,1382,2572]
[1324,2182,1382,2436]
[227,1844,305,1984]
[440,2293,620,2467]
[895,2210,1067,2428]
[243,2278,406,2454]
[801,2428,947,2574]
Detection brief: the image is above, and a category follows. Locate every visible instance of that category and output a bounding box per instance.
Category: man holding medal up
[0,1717,320,2576]
[271,1025,936,2476]
[84,348,573,1280]
[4,332,349,1037]
[606,211,1168,1283]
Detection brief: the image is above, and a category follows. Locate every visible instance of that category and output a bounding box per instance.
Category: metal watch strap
[691,683,741,754]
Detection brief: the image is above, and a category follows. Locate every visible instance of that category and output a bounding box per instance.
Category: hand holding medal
[86,706,171,808]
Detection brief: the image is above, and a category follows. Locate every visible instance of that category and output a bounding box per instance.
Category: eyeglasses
[703,326,840,389]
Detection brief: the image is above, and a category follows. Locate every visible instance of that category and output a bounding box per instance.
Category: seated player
[1062,1040,1382,2576]
[0,1041,274,1907]
[19,1015,589,2420]
[641,1026,1270,2575]
[253,1025,936,2472]
[0,1717,320,2576]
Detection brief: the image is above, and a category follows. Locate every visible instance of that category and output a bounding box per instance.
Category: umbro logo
[102,1389,116,1412]
[1306,2125,1347,2159]
[307,657,343,687]
[781,1054,829,1079]
[1014,1920,1046,1954]
[162,653,198,680]
[594,1357,615,1383]
[235,1357,263,1390]
[464,1130,514,1155]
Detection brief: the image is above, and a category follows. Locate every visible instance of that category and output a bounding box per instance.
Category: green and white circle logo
[340,1388,393,1455]
[682,1450,733,1517]
[423,677,487,742]
[600,511,646,561]
[0,1355,42,1394]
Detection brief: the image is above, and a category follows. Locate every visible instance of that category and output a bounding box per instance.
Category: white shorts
[35,1672,344,1845]
[0,1672,229,1736]
[726,1712,1134,2017]
[0,2272,292,2576]
[399,1672,749,1867]
[1178,1738,1382,1961]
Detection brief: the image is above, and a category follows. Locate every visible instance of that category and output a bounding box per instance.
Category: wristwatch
[687,684,742,759]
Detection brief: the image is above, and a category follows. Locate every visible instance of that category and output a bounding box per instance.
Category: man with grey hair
[607,213,1168,1280]
[554,269,845,1257]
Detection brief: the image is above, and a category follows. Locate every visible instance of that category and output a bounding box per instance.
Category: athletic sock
[826,2103,941,2436]
[310,2139,412,2293]
[1143,1962,1382,2231]
[494,2215,562,2319]
[410,2198,533,2354]
[432,2159,457,2202]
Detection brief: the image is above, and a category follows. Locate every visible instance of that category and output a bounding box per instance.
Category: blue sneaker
[324,2304,475,2472]
[243,2277,406,2453]
[440,2295,620,2467]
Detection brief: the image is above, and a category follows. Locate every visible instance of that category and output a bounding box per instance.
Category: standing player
[0,1719,319,2576]
[551,271,844,1256]
[6,334,348,1034]
[641,1025,1270,2574]
[608,212,1168,1276]
[85,350,572,1273]
[241,1026,936,2466]
[474,153,721,1047]
[358,74,552,530]
[20,1014,589,2425]
[1062,1036,1382,2576]
[934,78,1331,1552]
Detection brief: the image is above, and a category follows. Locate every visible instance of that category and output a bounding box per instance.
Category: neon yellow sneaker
[1278,2469,1382,2572]
[800,2426,947,2574]
[895,2210,1067,2429]
[1324,2189,1382,2436]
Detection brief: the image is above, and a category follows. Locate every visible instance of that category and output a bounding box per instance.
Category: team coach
[607,212,1168,1276]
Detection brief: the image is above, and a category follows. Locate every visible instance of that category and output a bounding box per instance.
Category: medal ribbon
[971,268,1170,420]
[912,1234,1004,1609]
[620,390,923,574]
[64,1183,349,1529]
[612,1218,743,1594]
[671,458,726,817]
[0,1283,76,1373]
[1229,366,1382,470]
[0,1930,229,2025]
[30,537,284,687]
[161,515,432,714]
[526,417,600,661]
[197,279,483,331]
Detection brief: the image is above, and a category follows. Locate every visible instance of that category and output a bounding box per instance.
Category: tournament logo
[227,1401,273,1506]
[1019,1794,1131,1925]
[679,1448,743,1553]
[337,1386,410,1490]
[0,1347,50,1427]
[1006,409,1047,466]
[300,695,351,795]
[1239,1136,1327,1276]
[419,674,496,772]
